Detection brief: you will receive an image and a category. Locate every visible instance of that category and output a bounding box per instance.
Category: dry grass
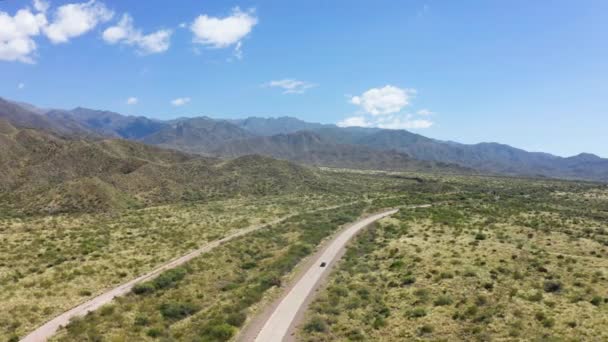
[49,204,368,341]
[299,181,608,341]
[0,193,348,339]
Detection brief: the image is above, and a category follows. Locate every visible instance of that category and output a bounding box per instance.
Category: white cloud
[190,7,257,57]
[18,82,25,89]
[417,109,434,116]
[33,0,50,13]
[103,14,172,54]
[350,85,416,116]
[266,79,317,94]
[126,96,138,105]
[171,97,191,106]
[233,41,243,60]
[44,0,113,44]
[337,116,371,128]
[342,85,434,129]
[338,114,433,130]
[0,6,47,63]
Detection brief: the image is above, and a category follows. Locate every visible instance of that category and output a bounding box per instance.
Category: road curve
[21,202,357,342]
[253,208,399,342]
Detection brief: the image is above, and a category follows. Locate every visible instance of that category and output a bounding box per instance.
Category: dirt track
[20,202,358,342]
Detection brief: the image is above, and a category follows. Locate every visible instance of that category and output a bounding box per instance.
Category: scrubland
[2,168,606,342]
[300,176,608,341]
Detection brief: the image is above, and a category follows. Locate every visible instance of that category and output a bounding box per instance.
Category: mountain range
[1,96,607,182]
[0,116,326,214]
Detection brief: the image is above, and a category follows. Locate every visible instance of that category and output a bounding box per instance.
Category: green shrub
[329,285,349,297]
[146,327,162,338]
[226,311,247,327]
[402,275,416,286]
[475,233,487,240]
[418,324,434,335]
[434,295,453,306]
[241,261,257,270]
[204,323,235,341]
[132,282,155,295]
[134,313,150,326]
[153,267,187,290]
[543,280,562,293]
[372,316,386,329]
[590,296,602,306]
[407,307,427,318]
[159,301,200,320]
[346,328,365,340]
[133,267,188,295]
[99,305,114,316]
[304,316,328,333]
[78,289,92,296]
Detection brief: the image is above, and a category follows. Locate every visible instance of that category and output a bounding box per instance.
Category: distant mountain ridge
[2,97,607,182]
[212,130,468,173]
[229,116,330,136]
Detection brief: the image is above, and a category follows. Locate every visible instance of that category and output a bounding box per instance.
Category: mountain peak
[569,152,602,161]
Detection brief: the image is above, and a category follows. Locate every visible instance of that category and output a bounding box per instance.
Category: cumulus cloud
[350,85,416,116]
[341,85,435,130]
[1,1,116,63]
[338,114,433,130]
[337,116,371,128]
[44,0,113,44]
[126,96,138,105]
[0,6,47,63]
[103,14,172,54]
[33,0,50,13]
[171,97,191,106]
[266,79,317,94]
[190,7,257,57]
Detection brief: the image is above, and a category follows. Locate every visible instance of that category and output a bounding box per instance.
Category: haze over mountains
[1,96,607,183]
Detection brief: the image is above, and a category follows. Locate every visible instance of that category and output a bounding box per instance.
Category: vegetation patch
[299,177,608,341]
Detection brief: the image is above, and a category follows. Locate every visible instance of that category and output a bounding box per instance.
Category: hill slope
[45,107,169,139]
[142,117,254,154]
[213,131,469,173]
[230,116,329,136]
[4,98,607,182]
[349,129,608,181]
[0,123,324,213]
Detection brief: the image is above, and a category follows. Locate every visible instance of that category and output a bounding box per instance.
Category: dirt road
[20,202,357,342]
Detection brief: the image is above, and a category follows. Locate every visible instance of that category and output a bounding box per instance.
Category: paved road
[253,208,399,342]
[21,203,357,342]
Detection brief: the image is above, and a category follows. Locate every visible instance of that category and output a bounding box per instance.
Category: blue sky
[1,0,607,157]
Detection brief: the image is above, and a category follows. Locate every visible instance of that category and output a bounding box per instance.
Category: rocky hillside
[0,120,324,214]
[3,97,607,182]
[213,131,470,173]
